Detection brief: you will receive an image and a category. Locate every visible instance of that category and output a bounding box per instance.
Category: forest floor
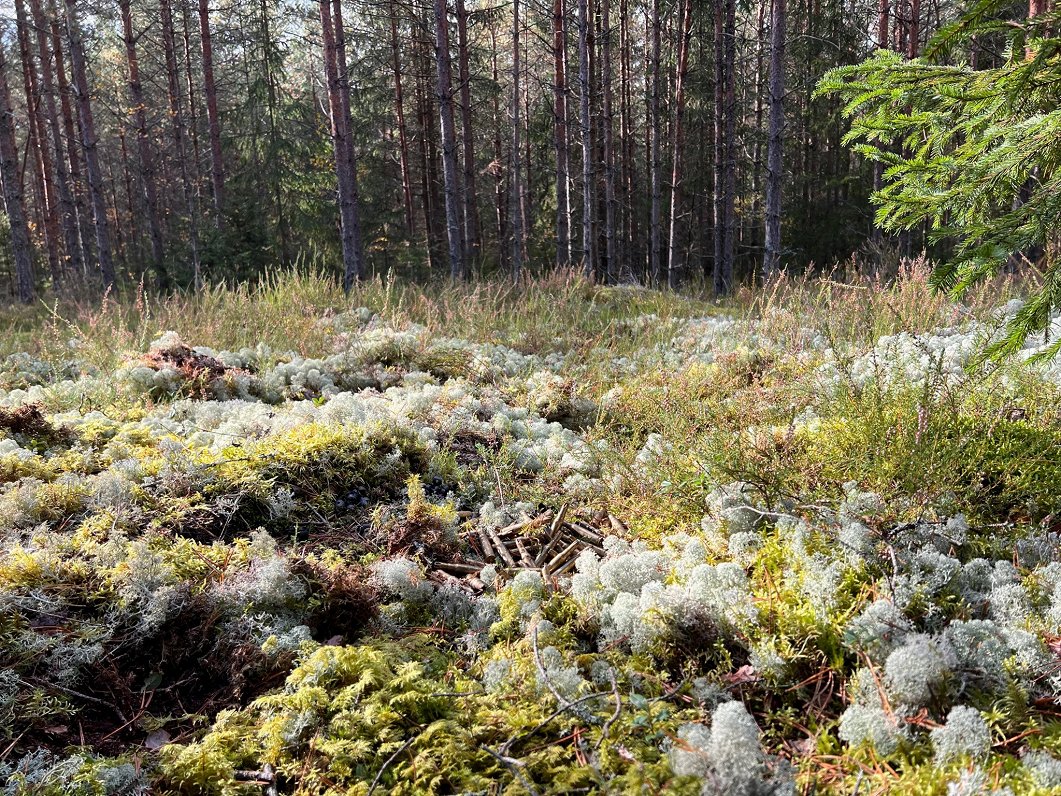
[2,265,1061,794]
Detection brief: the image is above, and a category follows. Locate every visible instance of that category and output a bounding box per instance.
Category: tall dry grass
[0,258,1034,373]
[0,268,713,371]
[741,256,1027,348]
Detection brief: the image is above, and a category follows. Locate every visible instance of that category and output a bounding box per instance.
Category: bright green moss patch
[156,637,697,796]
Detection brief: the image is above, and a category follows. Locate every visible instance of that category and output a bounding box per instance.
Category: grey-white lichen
[930,706,992,764]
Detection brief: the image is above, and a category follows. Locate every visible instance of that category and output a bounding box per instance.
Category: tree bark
[601,0,616,283]
[712,0,736,296]
[763,0,785,279]
[907,0,919,58]
[552,0,571,268]
[50,1,91,273]
[0,36,35,303]
[119,0,168,287]
[28,0,83,279]
[648,0,662,283]
[510,0,523,280]
[320,0,365,288]
[434,0,465,279]
[332,0,367,288]
[199,0,225,229]
[578,0,595,277]
[490,26,507,266]
[389,0,414,238]
[618,0,633,277]
[160,0,201,287]
[665,0,693,288]
[180,3,202,176]
[750,0,766,258]
[64,0,115,288]
[15,0,61,284]
[723,0,737,289]
[416,25,445,270]
[455,0,481,261]
[117,122,140,268]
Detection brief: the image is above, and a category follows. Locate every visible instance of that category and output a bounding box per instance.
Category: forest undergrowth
[3,264,1061,794]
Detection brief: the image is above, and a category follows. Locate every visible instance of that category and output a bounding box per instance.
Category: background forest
[0,0,966,300]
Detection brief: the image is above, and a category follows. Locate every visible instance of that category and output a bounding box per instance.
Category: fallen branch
[367,738,416,796]
[532,623,576,712]
[501,691,609,756]
[478,744,542,796]
[595,668,622,752]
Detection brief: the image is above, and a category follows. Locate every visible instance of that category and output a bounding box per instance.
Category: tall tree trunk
[618,0,633,278]
[180,4,202,176]
[0,39,35,303]
[907,0,919,57]
[712,0,733,295]
[160,0,201,286]
[552,0,571,268]
[521,67,531,256]
[434,0,465,279]
[665,0,693,288]
[119,0,168,287]
[50,2,91,274]
[510,0,523,280]
[872,0,889,241]
[763,0,785,278]
[199,0,225,229]
[455,0,481,261]
[722,0,736,290]
[750,0,766,259]
[64,0,115,288]
[28,0,82,279]
[601,0,616,283]
[490,26,507,266]
[578,0,595,277]
[260,0,290,263]
[14,0,45,248]
[648,0,662,283]
[389,0,415,237]
[332,0,368,288]
[15,0,61,284]
[106,157,127,268]
[893,0,903,51]
[320,0,365,288]
[117,122,141,268]
[417,25,446,269]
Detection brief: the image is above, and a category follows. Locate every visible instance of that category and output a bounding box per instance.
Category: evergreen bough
[818,4,1061,357]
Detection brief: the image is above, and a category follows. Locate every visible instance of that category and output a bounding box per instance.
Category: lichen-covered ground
[4,268,1061,794]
